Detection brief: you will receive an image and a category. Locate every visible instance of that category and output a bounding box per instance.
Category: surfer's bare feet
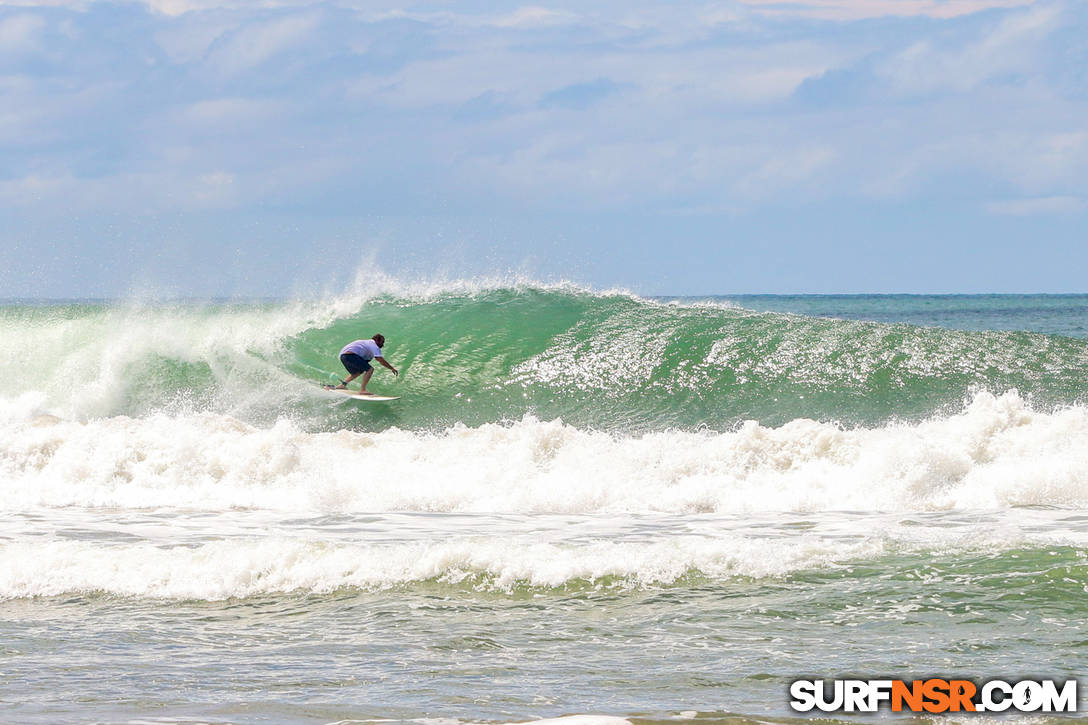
[358,390,374,396]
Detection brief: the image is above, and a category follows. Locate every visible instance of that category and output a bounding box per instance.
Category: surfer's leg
[358,368,375,394]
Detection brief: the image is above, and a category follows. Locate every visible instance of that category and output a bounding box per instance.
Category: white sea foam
[505,717,633,725]
[2,391,1087,515]
[0,535,886,599]
[4,518,1080,600]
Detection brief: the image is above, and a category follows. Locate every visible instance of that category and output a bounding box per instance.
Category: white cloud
[205,12,319,75]
[0,168,245,208]
[985,196,1085,215]
[142,0,321,15]
[0,13,45,54]
[154,15,242,63]
[195,169,235,202]
[998,130,1088,192]
[349,37,840,112]
[456,136,691,207]
[178,97,283,126]
[738,0,1037,21]
[0,77,124,147]
[0,0,82,6]
[877,3,1061,95]
[732,146,837,199]
[490,6,577,28]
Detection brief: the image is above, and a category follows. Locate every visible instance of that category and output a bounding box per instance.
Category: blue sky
[0,0,1085,296]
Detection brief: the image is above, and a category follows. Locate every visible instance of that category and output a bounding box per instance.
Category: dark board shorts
[340,353,373,375]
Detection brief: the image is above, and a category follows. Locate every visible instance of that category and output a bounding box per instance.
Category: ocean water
[3,282,1088,724]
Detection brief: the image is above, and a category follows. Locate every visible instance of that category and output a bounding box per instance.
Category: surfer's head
[373,334,385,348]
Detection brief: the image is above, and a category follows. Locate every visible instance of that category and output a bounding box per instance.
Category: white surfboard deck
[322,387,400,402]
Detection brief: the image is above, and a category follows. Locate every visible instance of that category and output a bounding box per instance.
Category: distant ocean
[3,283,1087,724]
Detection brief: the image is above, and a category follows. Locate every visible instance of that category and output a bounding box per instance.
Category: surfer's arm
[375,356,399,376]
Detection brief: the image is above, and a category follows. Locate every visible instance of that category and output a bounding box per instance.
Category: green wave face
[6,288,1088,431]
[284,288,1088,431]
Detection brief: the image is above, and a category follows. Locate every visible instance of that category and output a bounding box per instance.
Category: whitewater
[2,281,1087,723]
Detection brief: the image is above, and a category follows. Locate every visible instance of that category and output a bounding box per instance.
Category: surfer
[327,334,399,395]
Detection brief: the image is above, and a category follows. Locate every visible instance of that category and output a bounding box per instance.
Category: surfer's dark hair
[373,333,385,347]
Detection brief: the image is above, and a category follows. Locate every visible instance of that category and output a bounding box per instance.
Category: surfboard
[321,386,400,402]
